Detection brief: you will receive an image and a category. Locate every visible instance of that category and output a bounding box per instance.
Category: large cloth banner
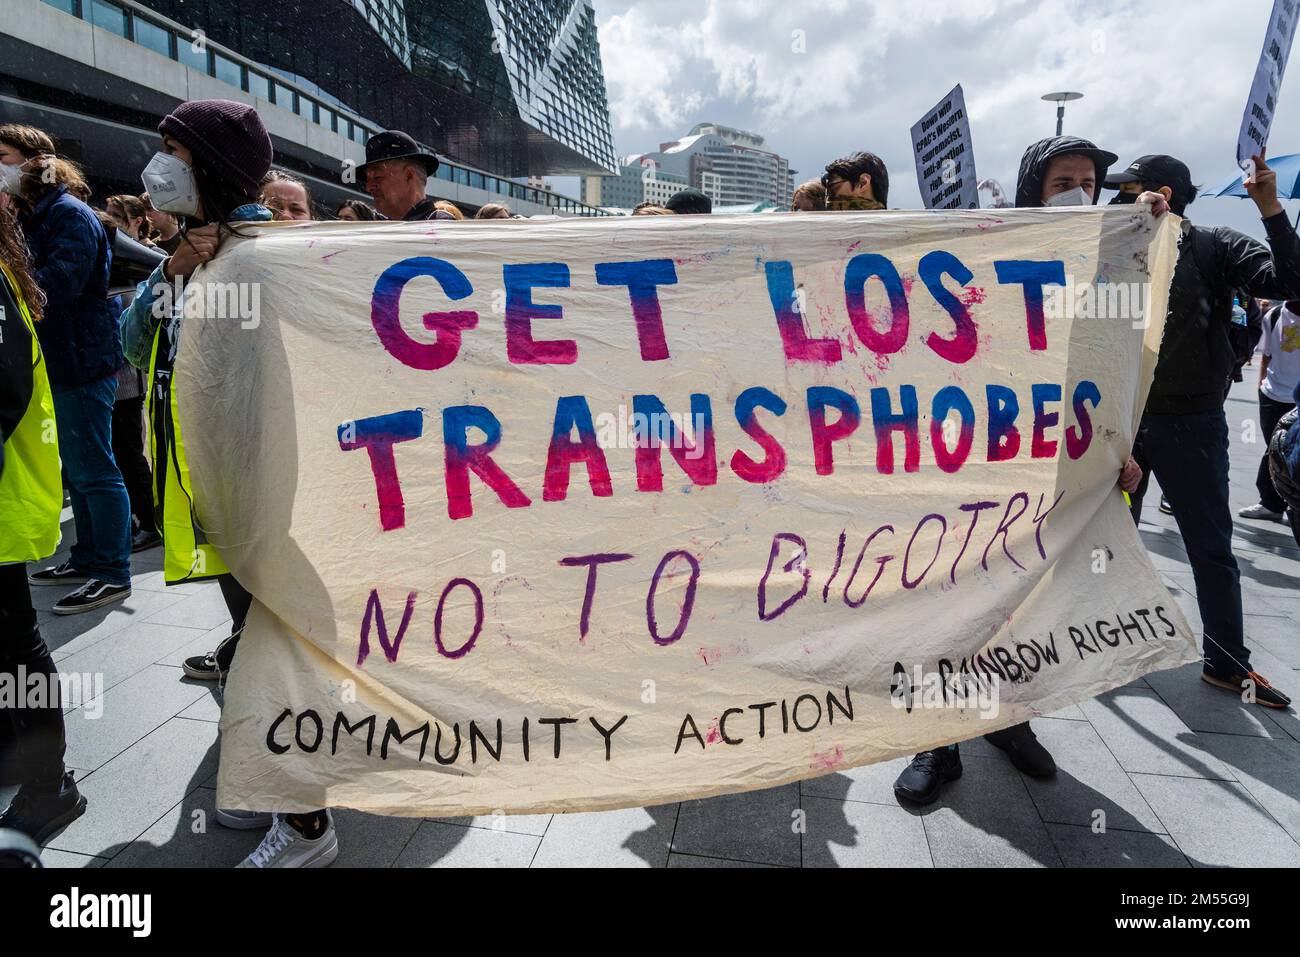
[180,207,1198,816]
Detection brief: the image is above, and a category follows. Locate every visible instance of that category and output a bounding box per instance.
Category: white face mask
[1045,185,1093,208]
[0,161,25,196]
[141,151,199,217]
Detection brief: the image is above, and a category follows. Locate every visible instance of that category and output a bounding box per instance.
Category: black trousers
[215,574,252,671]
[1130,409,1249,676]
[112,395,158,537]
[1256,391,1296,514]
[0,563,67,788]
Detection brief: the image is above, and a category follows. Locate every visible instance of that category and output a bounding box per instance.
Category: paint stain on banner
[810,745,845,771]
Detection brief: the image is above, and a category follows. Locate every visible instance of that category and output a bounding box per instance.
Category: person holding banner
[821,152,889,211]
[117,100,340,865]
[0,203,87,843]
[1110,152,1299,709]
[895,134,1161,804]
[358,130,443,222]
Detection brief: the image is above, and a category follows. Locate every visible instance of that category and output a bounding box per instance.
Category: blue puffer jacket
[20,186,122,390]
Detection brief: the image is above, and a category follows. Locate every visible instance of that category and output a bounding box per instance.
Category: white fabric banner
[175,207,1196,816]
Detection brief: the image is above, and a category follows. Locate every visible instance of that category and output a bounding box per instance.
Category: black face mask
[1108,191,1140,205]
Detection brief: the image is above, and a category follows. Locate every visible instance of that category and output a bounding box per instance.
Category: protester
[1241,300,1300,522]
[0,201,87,843]
[358,130,441,221]
[1110,152,1299,708]
[1,123,133,614]
[335,199,379,221]
[259,170,313,221]
[116,99,338,866]
[475,202,511,220]
[791,180,828,211]
[893,134,1168,805]
[1267,388,1300,545]
[100,199,161,552]
[433,200,464,220]
[665,187,712,214]
[140,192,182,253]
[822,151,889,210]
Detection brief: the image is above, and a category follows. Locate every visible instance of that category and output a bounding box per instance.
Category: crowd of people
[1,96,1299,867]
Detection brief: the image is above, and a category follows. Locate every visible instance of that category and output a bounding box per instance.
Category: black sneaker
[51,580,131,615]
[1202,667,1292,709]
[984,722,1056,777]
[131,528,163,553]
[0,772,87,845]
[27,561,89,588]
[1159,495,1174,515]
[893,746,963,805]
[182,651,225,681]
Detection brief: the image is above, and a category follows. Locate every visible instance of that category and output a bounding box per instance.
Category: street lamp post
[1041,91,1084,136]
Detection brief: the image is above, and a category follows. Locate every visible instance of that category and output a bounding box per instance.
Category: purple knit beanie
[158,99,272,199]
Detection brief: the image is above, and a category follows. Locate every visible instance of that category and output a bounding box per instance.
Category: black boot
[893,745,962,805]
[984,722,1056,777]
[0,771,87,844]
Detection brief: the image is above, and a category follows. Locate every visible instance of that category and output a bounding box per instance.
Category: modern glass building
[117,0,617,176]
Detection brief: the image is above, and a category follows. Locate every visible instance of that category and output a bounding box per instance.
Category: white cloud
[593,0,1299,234]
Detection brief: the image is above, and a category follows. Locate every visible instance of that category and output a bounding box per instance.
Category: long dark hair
[186,154,259,237]
[0,203,45,320]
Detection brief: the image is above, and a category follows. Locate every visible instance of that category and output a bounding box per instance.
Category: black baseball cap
[1104,154,1192,195]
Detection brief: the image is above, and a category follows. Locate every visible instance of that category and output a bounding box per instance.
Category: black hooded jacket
[1014,136,1116,208]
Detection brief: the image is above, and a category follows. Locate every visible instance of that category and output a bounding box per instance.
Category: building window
[132,16,171,58]
[177,37,209,72]
[41,0,79,15]
[246,71,270,101]
[272,83,296,111]
[89,0,126,36]
[213,53,243,89]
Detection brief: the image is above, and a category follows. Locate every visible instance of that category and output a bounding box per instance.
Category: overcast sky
[581,0,1299,238]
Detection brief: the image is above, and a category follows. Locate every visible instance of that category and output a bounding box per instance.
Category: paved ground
[6,377,1299,868]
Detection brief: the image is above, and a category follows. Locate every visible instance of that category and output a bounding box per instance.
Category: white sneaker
[215,808,274,830]
[237,812,338,868]
[1238,503,1285,521]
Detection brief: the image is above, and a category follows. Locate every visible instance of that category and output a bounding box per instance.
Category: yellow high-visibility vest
[0,262,61,564]
[147,319,229,584]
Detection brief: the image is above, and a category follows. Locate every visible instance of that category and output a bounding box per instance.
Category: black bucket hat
[357,130,439,175]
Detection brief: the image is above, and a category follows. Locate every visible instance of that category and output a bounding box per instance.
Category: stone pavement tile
[1047,703,1088,721]
[393,820,538,867]
[1046,823,1188,867]
[1129,773,1300,867]
[330,807,424,867]
[672,783,800,867]
[178,690,223,723]
[429,811,553,836]
[1143,662,1285,739]
[143,585,236,631]
[1242,644,1300,743]
[63,665,210,772]
[530,805,675,867]
[38,849,110,868]
[1079,687,1236,781]
[1243,615,1300,668]
[916,755,1062,867]
[802,794,930,867]
[44,587,191,660]
[104,785,261,868]
[55,620,212,698]
[668,853,775,867]
[802,756,911,806]
[153,622,232,669]
[46,716,220,858]
[1196,732,1300,842]
[128,569,211,596]
[1020,717,1164,833]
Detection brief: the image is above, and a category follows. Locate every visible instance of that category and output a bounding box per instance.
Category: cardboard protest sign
[1237,0,1298,174]
[911,84,978,210]
[180,208,1196,816]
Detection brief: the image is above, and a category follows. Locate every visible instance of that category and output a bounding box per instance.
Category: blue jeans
[1133,408,1247,676]
[52,375,132,587]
